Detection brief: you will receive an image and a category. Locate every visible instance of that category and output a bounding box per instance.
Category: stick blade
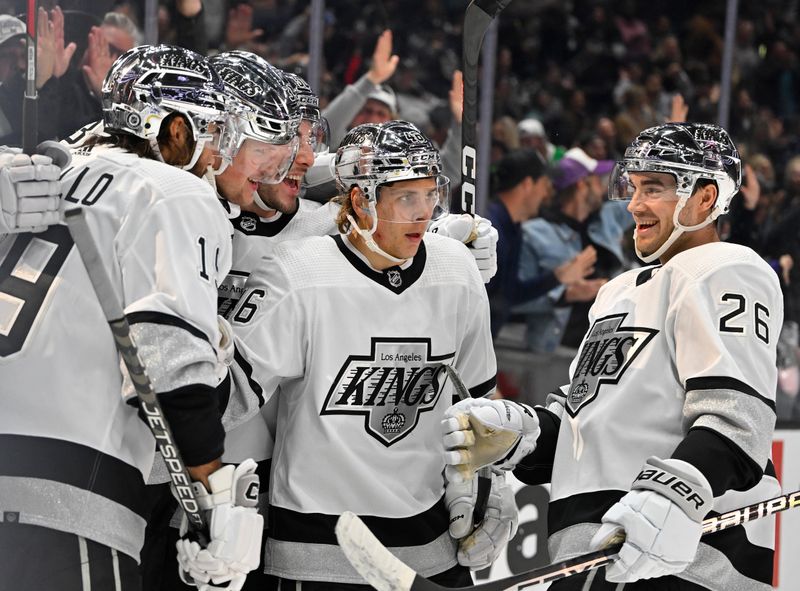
[335,512,417,591]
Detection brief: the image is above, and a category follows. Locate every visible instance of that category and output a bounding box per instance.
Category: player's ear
[159,114,192,166]
[696,181,718,212]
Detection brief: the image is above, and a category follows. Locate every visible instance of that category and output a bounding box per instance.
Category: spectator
[517,117,558,163]
[486,149,594,337]
[515,147,634,352]
[0,9,74,146]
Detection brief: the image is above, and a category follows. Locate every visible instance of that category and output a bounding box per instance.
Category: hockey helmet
[283,71,329,153]
[102,44,227,169]
[335,120,449,217]
[609,122,742,214]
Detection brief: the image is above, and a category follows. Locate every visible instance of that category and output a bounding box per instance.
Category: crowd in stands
[1,0,799,420]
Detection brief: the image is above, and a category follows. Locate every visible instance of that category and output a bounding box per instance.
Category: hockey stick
[22,0,38,154]
[444,365,493,526]
[63,207,209,544]
[460,0,512,215]
[336,489,800,591]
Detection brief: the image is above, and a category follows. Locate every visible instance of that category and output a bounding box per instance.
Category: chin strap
[202,165,218,191]
[252,188,271,211]
[346,201,407,265]
[635,196,720,263]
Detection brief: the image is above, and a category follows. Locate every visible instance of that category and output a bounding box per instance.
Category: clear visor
[609,161,682,202]
[309,117,330,154]
[235,136,300,184]
[375,176,450,223]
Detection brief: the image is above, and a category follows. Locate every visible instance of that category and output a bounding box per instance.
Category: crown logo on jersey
[321,338,454,447]
[565,313,658,417]
[386,269,402,288]
[569,379,590,405]
[239,215,257,232]
[382,407,406,434]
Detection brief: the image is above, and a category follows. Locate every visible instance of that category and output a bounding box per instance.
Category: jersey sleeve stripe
[126,311,210,344]
[468,374,496,398]
[232,344,265,408]
[685,376,776,413]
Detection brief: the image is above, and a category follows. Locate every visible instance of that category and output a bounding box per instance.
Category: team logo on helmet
[566,313,658,417]
[321,338,454,446]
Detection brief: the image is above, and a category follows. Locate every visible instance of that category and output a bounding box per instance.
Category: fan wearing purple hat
[514,147,635,353]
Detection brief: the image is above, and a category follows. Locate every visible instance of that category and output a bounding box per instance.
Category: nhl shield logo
[239,215,257,232]
[566,313,658,417]
[321,338,455,446]
[386,269,402,288]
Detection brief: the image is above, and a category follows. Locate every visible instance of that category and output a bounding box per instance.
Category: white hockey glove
[455,471,518,570]
[176,460,264,591]
[429,213,498,283]
[0,142,69,234]
[442,398,540,483]
[215,316,235,383]
[589,457,713,583]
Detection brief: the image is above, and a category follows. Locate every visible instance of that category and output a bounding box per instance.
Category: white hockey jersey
[217,199,338,318]
[228,232,496,583]
[0,144,231,561]
[520,241,783,591]
[219,199,338,467]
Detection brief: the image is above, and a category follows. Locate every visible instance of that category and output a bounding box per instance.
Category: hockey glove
[589,457,713,583]
[0,141,69,234]
[442,398,540,483]
[455,471,518,570]
[176,460,263,591]
[428,213,498,283]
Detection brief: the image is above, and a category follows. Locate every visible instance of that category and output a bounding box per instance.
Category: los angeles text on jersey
[321,337,455,446]
[567,313,658,417]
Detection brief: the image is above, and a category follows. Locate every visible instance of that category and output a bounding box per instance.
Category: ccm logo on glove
[634,468,706,512]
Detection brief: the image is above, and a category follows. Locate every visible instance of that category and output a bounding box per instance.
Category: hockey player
[225,120,503,588]
[442,123,784,590]
[216,70,336,317]
[0,45,263,591]
[133,50,303,591]
[209,51,300,213]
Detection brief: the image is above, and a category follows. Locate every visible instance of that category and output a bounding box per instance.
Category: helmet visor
[376,176,450,223]
[235,136,300,185]
[308,117,330,154]
[609,160,682,202]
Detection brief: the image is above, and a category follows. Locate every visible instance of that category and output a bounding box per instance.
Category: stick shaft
[23,0,38,154]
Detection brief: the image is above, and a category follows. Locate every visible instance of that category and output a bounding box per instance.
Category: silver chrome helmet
[102,44,227,169]
[210,51,300,149]
[335,120,448,207]
[609,122,742,263]
[610,122,742,214]
[284,71,329,154]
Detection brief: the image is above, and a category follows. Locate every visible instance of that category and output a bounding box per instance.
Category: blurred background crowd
[2,0,800,421]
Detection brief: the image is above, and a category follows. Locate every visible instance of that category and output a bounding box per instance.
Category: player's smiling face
[627,171,680,259]
[372,178,439,260]
[255,120,316,214]
[216,139,292,206]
